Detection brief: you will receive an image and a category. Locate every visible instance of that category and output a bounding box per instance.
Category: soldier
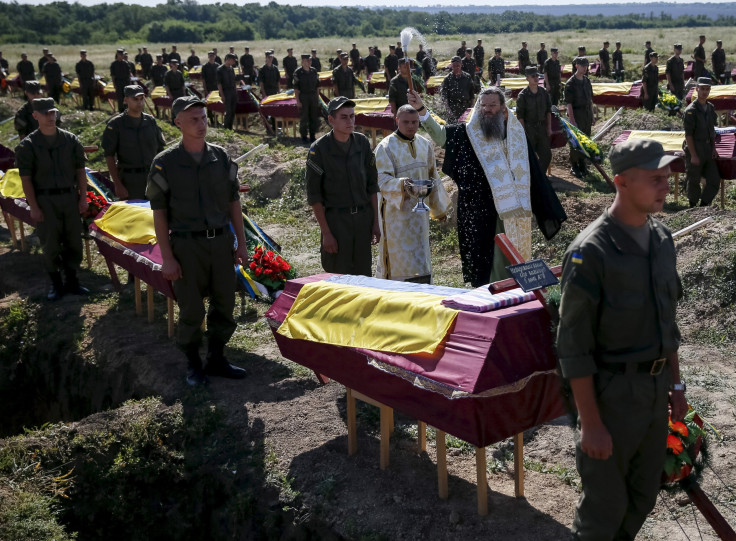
[333,52,365,99]
[110,49,131,113]
[349,43,361,75]
[161,47,169,65]
[516,65,552,173]
[38,48,49,74]
[168,45,181,65]
[461,48,478,84]
[642,52,659,111]
[416,44,427,65]
[282,47,298,89]
[666,44,685,100]
[164,59,186,100]
[440,56,474,122]
[213,48,222,65]
[384,45,399,82]
[293,54,320,143]
[644,40,654,65]
[712,40,726,84]
[15,98,89,301]
[218,54,238,130]
[456,40,467,58]
[202,51,219,95]
[599,41,611,77]
[389,58,421,116]
[421,49,437,83]
[373,45,382,61]
[396,42,404,60]
[310,49,322,72]
[364,47,379,76]
[42,54,63,104]
[75,49,96,111]
[518,41,531,71]
[306,96,380,276]
[17,53,36,87]
[537,42,548,70]
[240,46,255,81]
[488,47,505,85]
[187,49,200,69]
[543,47,562,105]
[146,96,248,386]
[565,56,594,178]
[258,52,280,98]
[473,39,484,72]
[693,35,706,79]
[140,47,153,79]
[123,52,136,79]
[684,78,720,207]
[134,48,142,64]
[150,54,167,87]
[612,41,625,82]
[102,85,165,200]
[331,49,342,69]
[14,81,49,140]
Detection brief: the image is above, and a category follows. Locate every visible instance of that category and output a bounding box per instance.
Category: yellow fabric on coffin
[277,281,459,355]
[591,82,634,96]
[352,97,390,115]
[0,169,25,198]
[627,130,685,152]
[706,84,736,99]
[94,202,157,245]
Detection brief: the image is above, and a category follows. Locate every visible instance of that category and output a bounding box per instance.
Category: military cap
[578,45,586,51]
[265,51,273,56]
[466,48,472,53]
[615,41,621,45]
[169,58,179,64]
[172,96,206,119]
[301,54,310,60]
[650,52,658,58]
[451,56,462,63]
[674,43,683,49]
[540,42,545,46]
[494,47,502,52]
[42,48,49,52]
[352,42,356,46]
[208,50,215,55]
[717,40,723,44]
[156,54,163,58]
[551,47,559,53]
[524,66,540,77]
[116,48,124,53]
[24,80,42,94]
[244,46,250,51]
[399,57,411,65]
[340,52,349,59]
[573,56,589,66]
[225,53,237,61]
[645,40,651,45]
[311,49,317,53]
[124,85,145,98]
[603,41,609,45]
[609,138,679,175]
[287,47,293,51]
[143,47,148,51]
[699,35,705,39]
[389,45,396,50]
[521,41,527,45]
[477,39,482,42]
[80,49,87,54]
[327,96,355,116]
[31,98,58,114]
[697,77,713,86]
[336,48,342,53]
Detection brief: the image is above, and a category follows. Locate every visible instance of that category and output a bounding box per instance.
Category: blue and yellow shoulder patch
[153,162,163,170]
[571,252,583,264]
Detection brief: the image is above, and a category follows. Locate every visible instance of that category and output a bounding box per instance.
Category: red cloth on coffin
[367,71,388,93]
[685,88,736,111]
[207,89,260,116]
[265,274,566,448]
[592,82,643,108]
[354,103,395,131]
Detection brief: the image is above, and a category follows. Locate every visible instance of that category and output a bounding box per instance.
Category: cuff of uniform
[306,195,323,206]
[419,109,431,122]
[17,168,32,177]
[558,354,598,379]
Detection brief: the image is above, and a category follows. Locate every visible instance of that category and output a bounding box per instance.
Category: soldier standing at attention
[462,48,478,88]
[160,47,169,65]
[217,54,238,131]
[294,54,320,143]
[213,48,222,65]
[374,45,382,62]
[187,49,200,69]
[150,54,167,87]
[416,44,427,65]
[202,51,219,95]
[440,56,474,122]
[712,40,726,84]
[168,45,181,65]
[306,96,380,276]
[612,41,625,82]
[17,53,36,88]
[395,42,404,60]
[666,44,685,100]
[516,65,552,173]
[684,78,721,207]
[282,48,298,90]
[473,40,484,73]
[565,57,594,179]
[456,40,467,58]
[38,48,49,74]
[543,47,561,105]
[146,96,248,386]
[310,49,322,72]
[349,43,361,76]
[102,85,165,200]
[536,42,548,71]
[258,52,280,98]
[693,35,706,79]
[333,52,365,99]
[488,47,505,85]
[384,45,399,83]
[518,41,531,71]
[641,52,659,111]
[15,98,89,301]
[164,59,186,100]
[421,49,437,83]
[644,41,654,65]
[42,54,63,104]
[123,52,136,79]
[240,46,255,82]
[331,49,342,70]
[598,41,611,77]
[364,47,379,76]
[75,49,96,111]
[140,47,153,79]
[14,81,49,140]
[110,48,132,113]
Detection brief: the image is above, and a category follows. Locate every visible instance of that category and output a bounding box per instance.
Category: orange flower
[669,421,689,438]
[667,434,684,455]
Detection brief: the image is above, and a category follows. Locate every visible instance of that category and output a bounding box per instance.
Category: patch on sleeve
[307,158,323,176]
[229,162,238,182]
[571,252,583,264]
[153,161,163,171]
[151,172,169,193]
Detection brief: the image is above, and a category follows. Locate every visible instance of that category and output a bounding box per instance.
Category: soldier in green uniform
[333,52,365,99]
[384,45,399,83]
[558,137,687,541]
[240,46,255,81]
[168,45,181,65]
[565,56,594,178]
[455,40,467,58]
[416,44,427,65]
[488,47,505,85]
[258,52,280,98]
[598,41,610,77]
[543,47,561,105]
[110,49,131,113]
[473,40,484,73]
[421,49,437,83]
[42,54,63,104]
[310,49,322,72]
[140,47,153,79]
[38,48,49,75]
[518,41,531,71]
[294,54,321,143]
[693,35,706,79]
[388,58,423,116]
[684,77,721,207]
[146,96,248,386]
[282,48,298,90]
[75,49,96,111]
[536,42,547,71]
[15,98,89,301]
[666,44,685,100]
[150,54,167,87]
[612,41,625,82]
[349,43,361,76]
[461,48,479,91]
[644,41,654,65]
[440,56,475,122]
[306,96,380,276]
[164,59,185,100]
[641,52,659,111]
[364,47,379,76]
[102,85,165,200]
[712,40,726,84]
[202,51,219,95]
[15,81,44,139]
[17,53,36,87]
[217,53,238,130]
[516,65,552,173]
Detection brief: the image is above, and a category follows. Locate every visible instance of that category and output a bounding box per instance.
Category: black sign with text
[505,259,559,292]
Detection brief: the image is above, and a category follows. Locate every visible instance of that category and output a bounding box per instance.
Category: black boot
[64,268,90,296]
[184,344,209,386]
[47,271,65,301]
[204,337,246,379]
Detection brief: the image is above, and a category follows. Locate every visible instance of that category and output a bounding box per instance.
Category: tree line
[0,0,734,45]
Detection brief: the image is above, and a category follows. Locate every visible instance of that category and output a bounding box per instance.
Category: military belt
[597,357,667,376]
[326,205,367,214]
[36,187,76,195]
[171,227,227,239]
[120,167,147,174]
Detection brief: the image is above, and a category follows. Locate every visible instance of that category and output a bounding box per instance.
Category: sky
[4,0,736,5]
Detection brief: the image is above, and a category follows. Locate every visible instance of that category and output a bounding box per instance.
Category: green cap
[31,98,58,114]
[172,96,206,119]
[327,96,355,116]
[610,139,680,175]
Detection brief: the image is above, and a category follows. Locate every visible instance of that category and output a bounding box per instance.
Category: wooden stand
[346,388,393,470]
[2,211,19,249]
[274,117,297,137]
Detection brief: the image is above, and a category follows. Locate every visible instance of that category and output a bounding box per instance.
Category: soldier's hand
[371,223,381,245]
[691,154,701,166]
[162,256,183,281]
[30,206,44,223]
[296,101,302,110]
[322,231,338,254]
[407,89,424,111]
[115,183,129,200]
[234,244,248,266]
[78,197,89,215]
[580,421,613,460]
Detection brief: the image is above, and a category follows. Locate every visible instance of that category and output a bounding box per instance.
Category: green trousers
[170,231,237,349]
[569,107,592,170]
[686,147,721,206]
[36,192,83,273]
[321,207,373,276]
[299,95,321,138]
[526,126,552,174]
[120,170,148,200]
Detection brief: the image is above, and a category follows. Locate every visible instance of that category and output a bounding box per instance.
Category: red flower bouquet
[85,191,107,219]
[245,244,294,291]
[662,409,705,484]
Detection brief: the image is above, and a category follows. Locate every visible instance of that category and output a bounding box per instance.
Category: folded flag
[441,286,536,313]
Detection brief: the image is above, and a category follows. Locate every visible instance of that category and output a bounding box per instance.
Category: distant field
[1,25,733,76]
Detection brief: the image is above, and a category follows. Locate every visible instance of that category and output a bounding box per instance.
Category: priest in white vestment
[374,105,451,282]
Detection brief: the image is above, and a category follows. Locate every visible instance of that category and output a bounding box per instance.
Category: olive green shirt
[101,111,165,169]
[15,128,86,190]
[557,211,681,379]
[683,100,717,155]
[515,86,552,128]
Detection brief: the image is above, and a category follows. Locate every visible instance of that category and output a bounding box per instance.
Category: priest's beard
[480,111,505,140]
